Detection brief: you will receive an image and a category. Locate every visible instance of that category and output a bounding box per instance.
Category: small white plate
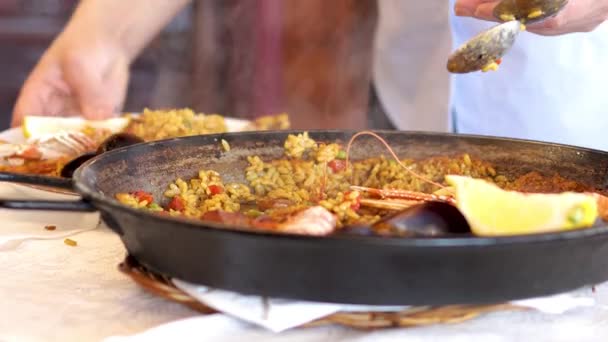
[0,127,25,144]
[0,117,251,144]
[0,116,252,195]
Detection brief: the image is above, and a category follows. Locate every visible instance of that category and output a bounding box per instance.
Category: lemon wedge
[445,175,598,236]
[23,116,130,139]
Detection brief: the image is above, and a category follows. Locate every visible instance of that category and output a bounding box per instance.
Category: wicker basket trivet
[118,255,525,329]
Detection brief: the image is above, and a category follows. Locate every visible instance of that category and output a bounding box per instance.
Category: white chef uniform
[374,0,608,151]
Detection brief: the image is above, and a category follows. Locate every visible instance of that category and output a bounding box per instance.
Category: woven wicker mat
[118,256,524,329]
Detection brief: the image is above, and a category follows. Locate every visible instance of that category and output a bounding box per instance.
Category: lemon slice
[23,116,130,139]
[445,175,598,236]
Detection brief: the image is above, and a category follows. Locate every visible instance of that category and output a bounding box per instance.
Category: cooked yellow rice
[244,113,291,131]
[125,108,228,141]
[125,109,292,142]
[116,132,507,228]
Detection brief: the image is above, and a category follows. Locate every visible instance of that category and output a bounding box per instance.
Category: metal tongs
[447,0,569,73]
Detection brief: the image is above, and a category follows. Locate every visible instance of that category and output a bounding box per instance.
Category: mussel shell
[493,0,568,24]
[60,133,144,178]
[96,132,144,154]
[361,202,471,238]
[447,21,520,74]
[337,225,378,237]
[60,152,97,178]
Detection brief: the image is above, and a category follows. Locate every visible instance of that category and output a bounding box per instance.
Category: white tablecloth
[2,184,608,342]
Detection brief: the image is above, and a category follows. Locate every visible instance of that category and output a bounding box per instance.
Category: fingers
[62,64,112,120]
[452,0,561,36]
[455,0,608,36]
[522,1,594,36]
[472,1,502,21]
[11,74,78,127]
[12,53,128,127]
[62,52,128,120]
[454,0,499,19]
[11,85,42,127]
[525,18,565,36]
[12,60,53,127]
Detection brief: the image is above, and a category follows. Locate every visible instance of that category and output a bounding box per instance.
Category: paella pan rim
[72,129,608,248]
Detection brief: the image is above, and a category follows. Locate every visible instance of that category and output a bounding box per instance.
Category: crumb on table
[44,225,56,231]
[64,238,77,247]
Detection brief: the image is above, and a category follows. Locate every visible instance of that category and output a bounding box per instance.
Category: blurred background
[0,0,451,131]
[0,0,380,130]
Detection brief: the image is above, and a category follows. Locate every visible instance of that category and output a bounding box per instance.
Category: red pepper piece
[167,196,186,212]
[328,160,346,173]
[132,191,154,204]
[18,147,42,160]
[208,184,224,195]
[344,191,361,211]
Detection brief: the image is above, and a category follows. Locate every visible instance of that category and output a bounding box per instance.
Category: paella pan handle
[0,172,96,212]
[0,172,73,190]
[0,199,95,212]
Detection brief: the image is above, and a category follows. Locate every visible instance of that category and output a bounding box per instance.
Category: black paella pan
[2,130,608,306]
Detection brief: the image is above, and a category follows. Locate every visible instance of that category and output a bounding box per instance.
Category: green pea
[148,203,163,211]
[246,209,263,218]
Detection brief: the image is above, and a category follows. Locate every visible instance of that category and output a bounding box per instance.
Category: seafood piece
[200,211,253,226]
[28,131,97,157]
[343,202,471,238]
[278,206,337,236]
[373,202,471,237]
[350,185,456,206]
[94,132,143,153]
[199,206,337,236]
[61,133,145,178]
[590,193,608,222]
[0,144,42,160]
[0,143,46,168]
[359,198,423,211]
[0,131,100,175]
[1,131,97,169]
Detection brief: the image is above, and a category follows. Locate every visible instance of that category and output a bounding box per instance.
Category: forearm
[59,0,192,62]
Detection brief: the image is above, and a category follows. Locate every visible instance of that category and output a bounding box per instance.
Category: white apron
[374,0,608,151]
[373,0,452,132]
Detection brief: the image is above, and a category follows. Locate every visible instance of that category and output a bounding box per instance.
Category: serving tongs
[447,0,568,73]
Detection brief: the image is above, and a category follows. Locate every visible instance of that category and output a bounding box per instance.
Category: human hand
[454,0,608,36]
[11,0,192,127]
[11,33,129,127]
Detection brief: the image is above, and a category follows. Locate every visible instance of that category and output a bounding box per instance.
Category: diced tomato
[495,58,502,65]
[132,191,154,204]
[257,198,294,210]
[17,147,42,160]
[167,196,186,212]
[208,184,224,195]
[201,210,250,226]
[345,191,361,211]
[328,160,346,173]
